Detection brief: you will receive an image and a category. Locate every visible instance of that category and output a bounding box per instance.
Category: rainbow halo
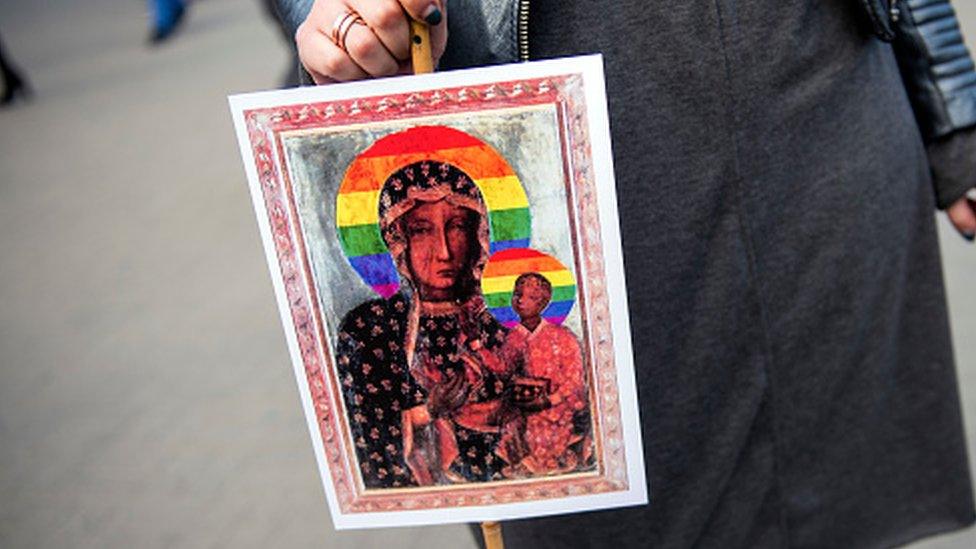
[336,126,532,297]
[481,248,577,327]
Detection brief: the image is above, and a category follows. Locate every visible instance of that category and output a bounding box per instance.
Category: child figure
[489,273,590,475]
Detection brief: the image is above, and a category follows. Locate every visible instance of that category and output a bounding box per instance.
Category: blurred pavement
[0,1,973,547]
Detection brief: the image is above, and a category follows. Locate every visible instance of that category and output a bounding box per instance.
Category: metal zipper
[517,0,530,61]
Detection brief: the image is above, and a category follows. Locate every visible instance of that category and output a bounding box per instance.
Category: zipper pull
[890,1,901,23]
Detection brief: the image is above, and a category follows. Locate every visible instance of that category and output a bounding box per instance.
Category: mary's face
[403,199,476,301]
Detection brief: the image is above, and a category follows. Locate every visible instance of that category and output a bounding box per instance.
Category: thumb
[400,0,447,63]
[946,195,976,242]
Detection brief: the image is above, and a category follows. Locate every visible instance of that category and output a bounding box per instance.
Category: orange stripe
[481,269,575,294]
[482,256,566,277]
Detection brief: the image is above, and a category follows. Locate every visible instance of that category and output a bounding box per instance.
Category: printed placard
[229,55,646,528]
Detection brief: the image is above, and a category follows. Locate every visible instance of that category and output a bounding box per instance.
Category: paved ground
[0,1,973,547]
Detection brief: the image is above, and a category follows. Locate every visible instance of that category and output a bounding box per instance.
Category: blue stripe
[348,253,399,286]
[489,239,531,255]
[543,300,574,318]
[488,306,519,324]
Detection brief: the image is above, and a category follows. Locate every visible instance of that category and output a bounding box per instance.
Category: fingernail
[423,4,442,25]
[964,231,975,242]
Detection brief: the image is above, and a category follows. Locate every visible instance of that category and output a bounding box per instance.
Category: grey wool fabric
[269,0,976,545]
[486,0,976,547]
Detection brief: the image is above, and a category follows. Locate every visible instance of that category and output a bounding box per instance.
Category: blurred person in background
[148,0,186,44]
[272,0,976,547]
[0,31,29,106]
[147,0,298,87]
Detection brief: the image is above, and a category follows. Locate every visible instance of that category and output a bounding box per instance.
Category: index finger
[946,196,976,241]
[397,0,443,26]
[350,0,412,61]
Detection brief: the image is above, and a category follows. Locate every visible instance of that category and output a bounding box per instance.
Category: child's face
[512,278,551,319]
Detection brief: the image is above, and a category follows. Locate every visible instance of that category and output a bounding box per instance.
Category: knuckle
[348,36,378,61]
[322,54,347,78]
[371,3,405,32]
[400,0,425,12]
[376,59,399,77]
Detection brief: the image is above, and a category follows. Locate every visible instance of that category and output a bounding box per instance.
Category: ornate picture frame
[230,55,646,528]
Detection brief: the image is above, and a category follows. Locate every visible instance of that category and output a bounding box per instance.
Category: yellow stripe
[337,190,380,227]
[475,175,529,211]
[337,176,526,227]
[481,269,575,295]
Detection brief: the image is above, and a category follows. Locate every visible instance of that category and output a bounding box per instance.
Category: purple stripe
[372,283,400,298]
[488,299,575,326]
[499,316,567,328]
[349,253,399,286]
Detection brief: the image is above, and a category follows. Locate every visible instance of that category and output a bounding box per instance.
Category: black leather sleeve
[892,0,976,141]
[890,0,976,207]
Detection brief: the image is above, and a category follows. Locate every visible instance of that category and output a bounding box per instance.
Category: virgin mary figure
[335,160,510,489]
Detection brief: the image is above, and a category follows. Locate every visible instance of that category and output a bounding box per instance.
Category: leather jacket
[271,0,976,206]
[882,1,976,142]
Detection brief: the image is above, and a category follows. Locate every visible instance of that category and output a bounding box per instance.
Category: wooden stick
[409,20,434,74]
[410,17,502,549]
[480,521,505,549]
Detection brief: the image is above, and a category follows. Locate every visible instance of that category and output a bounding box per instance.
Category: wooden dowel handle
[481,521,505,549]
[409,20,434,74]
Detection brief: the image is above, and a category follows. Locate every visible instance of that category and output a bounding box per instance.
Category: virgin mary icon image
[334,127,592,488]
[232,59,645,526]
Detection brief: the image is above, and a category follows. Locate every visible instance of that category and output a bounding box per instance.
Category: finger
[427,2,448,63]
[397,0,447,64]
[343,21,400,77]
[351,0,411,61]
[398,0,443,27]
[946,195,976,241]
[296,21,368,82]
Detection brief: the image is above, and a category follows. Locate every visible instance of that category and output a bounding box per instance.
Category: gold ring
[330,10,365,54]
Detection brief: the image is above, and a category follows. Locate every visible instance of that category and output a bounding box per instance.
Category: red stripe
[359,126,485,157]
[488,248,545,261]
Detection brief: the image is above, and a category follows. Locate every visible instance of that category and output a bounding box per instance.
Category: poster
[229,55,646,529]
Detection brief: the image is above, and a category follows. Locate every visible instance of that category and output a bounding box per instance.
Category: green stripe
[484,292,512,308]
[489,208,531,243]
[483,285,576,308]
[339,224,387,256]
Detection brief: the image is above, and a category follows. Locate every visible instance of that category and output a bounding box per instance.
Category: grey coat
[272,1,976,547]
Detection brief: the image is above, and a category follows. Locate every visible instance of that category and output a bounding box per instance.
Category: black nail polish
[424,7,442,26]
[964,232,975,242]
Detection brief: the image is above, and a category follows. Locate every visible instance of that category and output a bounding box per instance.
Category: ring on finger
[331,11,366,54]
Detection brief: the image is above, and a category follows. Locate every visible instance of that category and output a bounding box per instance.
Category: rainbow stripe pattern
[336,126,532,298]
[481,248,577,327]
